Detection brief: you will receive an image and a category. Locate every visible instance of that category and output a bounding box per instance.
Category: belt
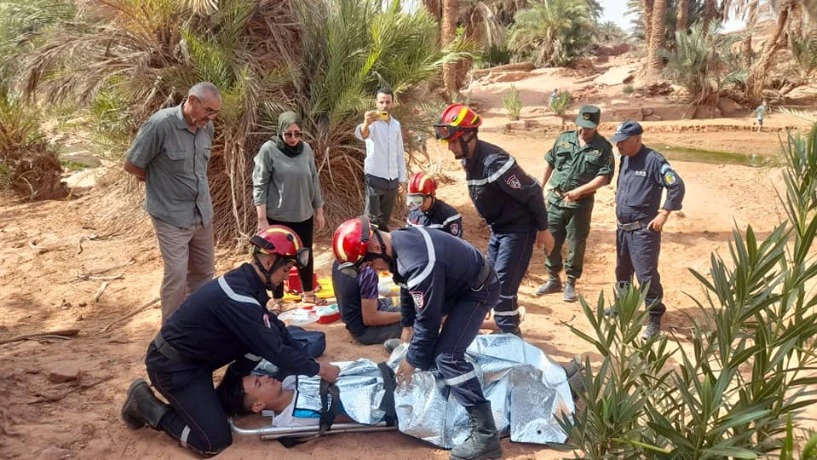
[617,220,647,232]
[473,261,492,288]
[153,331,186,362]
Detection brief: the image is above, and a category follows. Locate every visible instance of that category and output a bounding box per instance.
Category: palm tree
[442,0,458,98]
[18,0,467,241]
[677,0,690,31]
[745,0,794,99]
[646,0,668,81]
[507,0,595,67]
[703,0,718,30]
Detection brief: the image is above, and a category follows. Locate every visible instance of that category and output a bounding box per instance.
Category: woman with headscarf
[252,111,327,309]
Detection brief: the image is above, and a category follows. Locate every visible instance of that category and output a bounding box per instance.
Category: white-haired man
[124,82,222,322]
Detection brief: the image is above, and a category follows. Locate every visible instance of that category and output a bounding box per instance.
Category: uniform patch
[663,170,678,186]
[449,223,460,236]
[505,175,522,189]
[263,313,271,328]
[410,291,425,310]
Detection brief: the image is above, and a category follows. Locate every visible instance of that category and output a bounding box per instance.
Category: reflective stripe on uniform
[218,276,261,307]
[180,425,191,448]
[442,214,462,226]
[406,227,436,290]
[493,309,520,317]
[466,158,515,186]
[444,370,478,386]
[244,353,262,361]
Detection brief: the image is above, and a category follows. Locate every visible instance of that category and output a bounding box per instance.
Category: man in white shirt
[355,88,407,231]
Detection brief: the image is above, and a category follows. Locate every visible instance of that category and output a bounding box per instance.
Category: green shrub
[550,90,571,117]
[502,85,522,120]
[0,92,66,200]
[508,0,594,67]
[477,44,512,69]
[561,122,817,458]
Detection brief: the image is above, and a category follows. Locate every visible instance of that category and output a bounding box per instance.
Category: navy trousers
[486,230,536,331]
[145,346,232,457]
[615,227,666,317]
[433,272,499,407]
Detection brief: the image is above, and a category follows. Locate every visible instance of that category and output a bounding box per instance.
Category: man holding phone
[355,87,407,231]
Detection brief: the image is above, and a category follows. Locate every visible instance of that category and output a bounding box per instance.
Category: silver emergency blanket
[254,334,573,447]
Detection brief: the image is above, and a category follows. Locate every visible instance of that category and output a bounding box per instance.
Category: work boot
[641,315,662,340]
[450,402,502,460]
[121,378,170,430]
[384,338,402,354]
[563,278,578,303]
[534,275,562,296]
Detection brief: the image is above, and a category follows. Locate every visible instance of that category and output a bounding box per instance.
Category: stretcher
[230,335,575,448]
[232,414,396,441]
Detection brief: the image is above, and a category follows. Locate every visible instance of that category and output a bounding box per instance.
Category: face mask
[407,195,425,209]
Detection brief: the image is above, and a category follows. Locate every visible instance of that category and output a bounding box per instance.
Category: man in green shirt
[535,105,614,302]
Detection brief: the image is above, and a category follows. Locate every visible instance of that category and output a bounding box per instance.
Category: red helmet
[434,104,482,141]
[251,225,309,269]
[407,172,436,196]
[332,216,373,265]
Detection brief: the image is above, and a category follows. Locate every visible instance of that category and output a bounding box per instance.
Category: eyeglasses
[194,96,220,116]
[283,131,303,139]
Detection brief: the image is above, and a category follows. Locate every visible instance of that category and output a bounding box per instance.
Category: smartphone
[379,111,389,121]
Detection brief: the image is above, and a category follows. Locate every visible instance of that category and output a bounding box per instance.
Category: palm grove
[3,0,817,456]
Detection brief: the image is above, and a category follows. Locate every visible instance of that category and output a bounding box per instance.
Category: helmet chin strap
[370,230,392,266]
[253,253,290,290]
[453,130,476,160]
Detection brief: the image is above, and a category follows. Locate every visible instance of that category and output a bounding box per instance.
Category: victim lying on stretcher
[224,334,579,449]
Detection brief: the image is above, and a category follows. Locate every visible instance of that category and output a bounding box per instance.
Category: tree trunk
[742,0,759,68]
[703,0,717,32]
[790,2,803,39]
[442,0,457,98]
[422,0,442,21]
[643,0,654,49]
[677,0,690,32]
[645,0,667,81]
[746,2,791,100]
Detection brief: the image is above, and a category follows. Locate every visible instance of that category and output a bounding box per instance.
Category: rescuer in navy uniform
[433,104,554,336]
[120,226,341,457]
[333,216,502,460]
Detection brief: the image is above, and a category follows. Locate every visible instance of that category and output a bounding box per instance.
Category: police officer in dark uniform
[433,104,554,336]
[120,226,341,457]
[406,171,463,238]
[610,121,685,340]
[333,216,502,460]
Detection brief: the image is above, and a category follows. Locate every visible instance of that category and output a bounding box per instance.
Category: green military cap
[575,105,601,129]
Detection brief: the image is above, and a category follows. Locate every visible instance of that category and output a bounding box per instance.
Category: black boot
[563,277,577,303]
[449,402,502,460]
[121,378,170,430]
[535,274,562,296]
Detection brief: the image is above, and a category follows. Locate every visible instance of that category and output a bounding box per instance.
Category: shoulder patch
[449,223,460,236]
[663,169,678,186]
[410,291,425,310]
[505,175,522,189]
